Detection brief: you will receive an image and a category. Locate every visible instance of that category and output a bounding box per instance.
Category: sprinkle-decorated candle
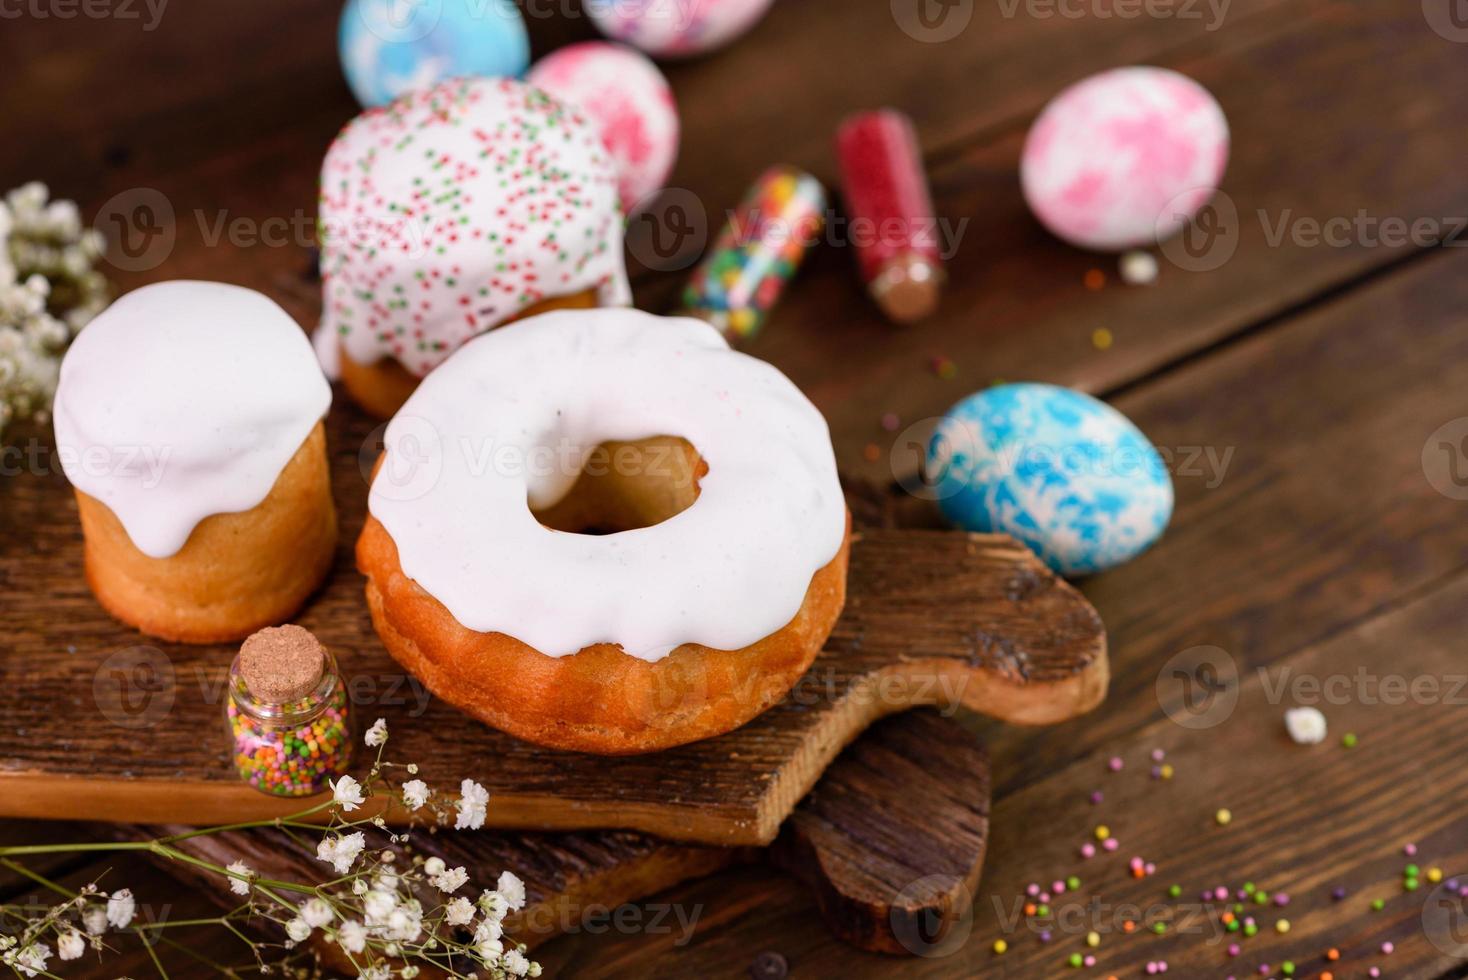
[681,166,825,343]
[227,626,353,797]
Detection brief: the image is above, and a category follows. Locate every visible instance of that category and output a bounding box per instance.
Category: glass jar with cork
[226,625,353,797]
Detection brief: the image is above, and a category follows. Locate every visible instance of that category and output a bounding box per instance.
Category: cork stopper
[872,252,943,325]
[238,625,326,703]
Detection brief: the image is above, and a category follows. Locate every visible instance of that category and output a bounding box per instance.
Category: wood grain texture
[770,709,990,955]
[535,185,1468,980]
[4,0,1462,975]
[769,0,1468,484]
[0,403,1104,842]
[538,565,1468,978]
[983,240,1468,794]
[110,709,990,957]
[115,821,738,954]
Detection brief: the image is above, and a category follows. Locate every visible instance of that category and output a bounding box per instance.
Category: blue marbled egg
[339,0,530,109]
[927,384,1173,576]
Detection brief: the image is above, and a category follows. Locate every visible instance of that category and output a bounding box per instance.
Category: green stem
[154,801,336,844]
[142,932,171,980]
[0,858,73,900]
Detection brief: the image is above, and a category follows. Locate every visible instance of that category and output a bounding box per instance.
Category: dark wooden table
[7,0,1468,976]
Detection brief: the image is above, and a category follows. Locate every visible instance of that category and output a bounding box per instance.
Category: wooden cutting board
[117,708,990,958]
[0,408,1106,845]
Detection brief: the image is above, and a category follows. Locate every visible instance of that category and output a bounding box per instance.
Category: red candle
[835,109,944,324]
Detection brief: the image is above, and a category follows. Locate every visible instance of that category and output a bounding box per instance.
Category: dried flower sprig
[0,181,109,440]
[0,720,540,979]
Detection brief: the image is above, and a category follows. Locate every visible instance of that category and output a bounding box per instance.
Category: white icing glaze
[317,76,632,380]
[369,308,845,661]
[53,281,331,559]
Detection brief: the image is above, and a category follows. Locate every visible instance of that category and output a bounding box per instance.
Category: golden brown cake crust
[338,288,601,419]
[356,508,851,755]
[76,422,337,645]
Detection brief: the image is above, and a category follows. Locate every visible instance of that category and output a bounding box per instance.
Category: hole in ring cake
[356,308,851,754]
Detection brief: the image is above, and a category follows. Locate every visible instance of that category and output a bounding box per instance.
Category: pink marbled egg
[586,0,774,58]
[1021,67,1229,252]
[529,42,680,211]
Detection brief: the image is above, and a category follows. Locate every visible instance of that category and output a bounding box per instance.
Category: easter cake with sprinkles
[315,76,632,417]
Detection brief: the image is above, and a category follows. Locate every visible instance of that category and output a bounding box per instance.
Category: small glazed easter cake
[356,308,850,754]
[316,76,631,418]
[53,281,336,644]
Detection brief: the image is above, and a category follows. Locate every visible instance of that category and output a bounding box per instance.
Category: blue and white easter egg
[927,384,1173,576]
[339,0,530,109]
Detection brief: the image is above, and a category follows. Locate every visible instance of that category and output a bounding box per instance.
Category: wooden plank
[116,822,736,954]
[0,0,1304,435]
[769,709,990,955]
[536,565,1468,977]
[746,0,1468,482]
[0,0,1293,201]
[0,419,1104,844]
[531,191,1468,976]
[0,844,260,978]
[112,709,991,958]
[986,238,1468,790]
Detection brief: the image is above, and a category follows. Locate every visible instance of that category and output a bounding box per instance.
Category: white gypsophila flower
[431,866,469,894]
[57,930,85,961]
[301,897,334,929]
[0,183,110,443]
[352,878,369,896]
[337,919,368,954]
[8,942,50,978]
[82,906,107,936]
[364,889,397,922]
[444,896,475,927]
[226,860,252,896]
[477,937,504,962]
[285,917,311,943]
[401,778,430,810]
[479,889,508,922]
[496,871,526,912]
[332,774,367,812]
[423,856,446,877]
[455,779,489,830]
[317,831,367,875]
[502,949,531,977]
[474,916,503,944]
[106,889,136,929]
[359,964,390,980]
[364,717,388,747]
[387,903,423,943]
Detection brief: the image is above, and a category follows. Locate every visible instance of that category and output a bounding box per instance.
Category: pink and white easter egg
[586,0,774,58]
[528,42,679,211]
[1021,67,1229,252]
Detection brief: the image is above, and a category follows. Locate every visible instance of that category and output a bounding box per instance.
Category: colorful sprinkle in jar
[227,625,352,797]
[682,166,826,343]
